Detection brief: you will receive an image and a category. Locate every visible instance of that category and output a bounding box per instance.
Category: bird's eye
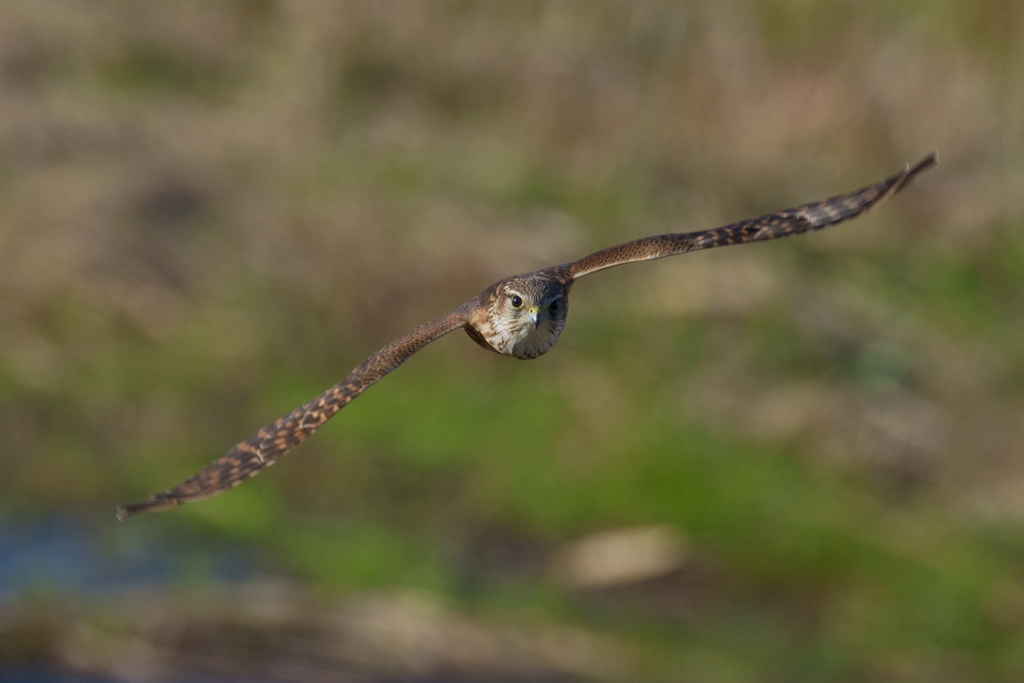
[510,295,524,309]
[549,301,559,315]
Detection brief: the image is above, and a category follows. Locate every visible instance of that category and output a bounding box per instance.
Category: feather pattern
[118,154,935,519]
[116,312,466,519]
[566,153,936,279]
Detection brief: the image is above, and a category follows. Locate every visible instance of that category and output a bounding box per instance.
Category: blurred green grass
[2,1,1024,680]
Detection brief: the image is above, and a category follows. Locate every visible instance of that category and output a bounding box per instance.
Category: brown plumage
[117,153,936,520]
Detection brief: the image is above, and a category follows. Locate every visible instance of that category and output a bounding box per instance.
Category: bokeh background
[2,1,1023,681]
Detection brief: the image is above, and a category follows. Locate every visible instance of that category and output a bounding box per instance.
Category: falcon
[117,153,936,520]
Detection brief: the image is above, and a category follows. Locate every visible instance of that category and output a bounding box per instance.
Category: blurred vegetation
[1,1,1023,681]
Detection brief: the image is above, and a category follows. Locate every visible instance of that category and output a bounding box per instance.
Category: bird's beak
[527,306,543,328]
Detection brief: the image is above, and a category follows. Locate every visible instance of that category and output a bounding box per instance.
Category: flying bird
[117,153,937,520]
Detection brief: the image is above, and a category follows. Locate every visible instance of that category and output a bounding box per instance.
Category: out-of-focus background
[1,1,1022,681]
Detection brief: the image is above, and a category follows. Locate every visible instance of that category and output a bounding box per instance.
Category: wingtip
[115,494,180,521]
[907,150,939,177]
[889,151,938,198]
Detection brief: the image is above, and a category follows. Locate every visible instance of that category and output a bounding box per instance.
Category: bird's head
[478,274,568,359]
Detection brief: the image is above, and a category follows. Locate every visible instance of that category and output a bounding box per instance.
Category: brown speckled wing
[567,153,937,280]
[117,312,466,520]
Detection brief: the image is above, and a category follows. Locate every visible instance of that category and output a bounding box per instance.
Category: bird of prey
[117,153,936,520]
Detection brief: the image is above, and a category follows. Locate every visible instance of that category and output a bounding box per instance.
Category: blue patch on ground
[0,515,264,601]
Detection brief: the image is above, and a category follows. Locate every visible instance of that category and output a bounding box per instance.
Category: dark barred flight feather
[116,313,466,520]
[566,152,937,279]
[118,153,936,520]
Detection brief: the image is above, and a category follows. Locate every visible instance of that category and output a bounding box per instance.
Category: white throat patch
[487,316,562,360]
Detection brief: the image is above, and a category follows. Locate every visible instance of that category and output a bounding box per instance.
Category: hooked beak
[526,306,544,329]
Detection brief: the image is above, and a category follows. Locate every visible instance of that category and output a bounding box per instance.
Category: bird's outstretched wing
[117,312,466,520]
[566,153,937,280]
[119,154,936,520]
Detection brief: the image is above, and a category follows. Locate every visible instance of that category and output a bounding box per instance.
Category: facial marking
[479,276,568,359]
